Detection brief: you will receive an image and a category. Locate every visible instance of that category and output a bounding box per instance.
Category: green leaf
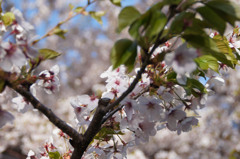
[162,0,182,5]
[110,0,121,6]
[145,11,167,38]
[38,49,61,60]
[118,6,141,32]
[168,12,195,35]
[2,12,15,26]
[0,79,6,93]
[184,18,210,35]
[74,7,83,13]
[195,55,219,72]
[179,0,197,10]
[210,51,234,68]
[213,35,233,54]
[207,7,236,26]
[206,0,240,21]
[111,39,137,71]
[127,2,167,39]
[69,3,74,10]
[89,11,106,25]
[167,72,177,81]
[187,78,206,93]
[197,6,226,35]
[182,33,219,53]
[94,126,124,141]
[229,149,240,159]
[48,151,61,159]
[128,16,147,39]
[212,35,237,68]
[53,27,68,39]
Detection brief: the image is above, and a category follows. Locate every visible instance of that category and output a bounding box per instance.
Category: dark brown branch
[7,83,83,143]
[71,98,111,158]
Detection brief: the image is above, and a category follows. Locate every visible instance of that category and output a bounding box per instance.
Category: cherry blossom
[121,98,138,121]
[71,94,98,125]
[12,96,33,113]
[134,119,157,144]
[0,107,14,128]
[165,43,197,75]
[137,96,164,122]
[38,65,60,94]
[0,42,27,72]
[176,117,198,135]
[166,107,186,131]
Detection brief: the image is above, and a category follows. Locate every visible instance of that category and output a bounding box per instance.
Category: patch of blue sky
[199,76,209,85]
[91,51,98,58]
[64,49,81,66]
[97,33,108,40]
[121,0,139,7]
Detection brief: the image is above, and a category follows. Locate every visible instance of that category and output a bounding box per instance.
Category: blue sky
[12,0,139,39]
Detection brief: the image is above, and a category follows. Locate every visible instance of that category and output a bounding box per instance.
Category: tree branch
[7,83,83,143]
[71,98,111,159]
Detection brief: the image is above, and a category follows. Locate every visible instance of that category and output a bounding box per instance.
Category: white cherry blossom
[165,43,197,75]
[0,107,14,128]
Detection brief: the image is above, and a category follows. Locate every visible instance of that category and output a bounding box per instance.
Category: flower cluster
[0,8,35,73]
[65,58,225,157]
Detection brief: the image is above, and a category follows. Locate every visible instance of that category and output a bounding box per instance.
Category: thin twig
[101,86,150,124]
[31,0,97,46]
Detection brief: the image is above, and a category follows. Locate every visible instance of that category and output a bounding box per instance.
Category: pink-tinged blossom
[206,76,225,89]
[165,43,197,75]
[157,86,173,103]
[151,45,168,58]
[86,145,105,158]
[173,85,187,105]
[105,76,129,96]
[134,119,157,145]
[121,98,138,121]
[71,95,98,124]
[38,65,60,94]
[12,96,33,113]
[0,20,6,32]
[166,107,186,131]
[101,65,130,99]
[11,8,34,32]
[120,113,143,131]
[176,73,188,85]
[26,150,37,159]
[0,42,27,72]
[0,107,15,128]
[43,137,57,153]
[100,65,126,81]
[131,72,150,96]
[190,94,208,110]
[177,117,198,135]
[137,96,164,122]
[105,143,128,159]
[52,128,68,139]
[229,31,240,54]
